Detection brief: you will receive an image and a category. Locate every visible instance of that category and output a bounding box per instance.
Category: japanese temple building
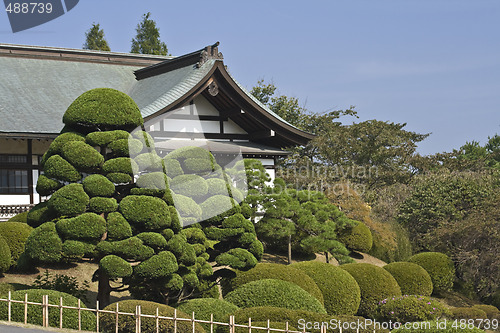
[0,42,314,219]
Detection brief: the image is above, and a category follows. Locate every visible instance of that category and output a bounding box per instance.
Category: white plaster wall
[223,119,246,134]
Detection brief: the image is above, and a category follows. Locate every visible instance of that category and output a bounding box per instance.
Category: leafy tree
[131,12,169,55]
[83,23,110,51]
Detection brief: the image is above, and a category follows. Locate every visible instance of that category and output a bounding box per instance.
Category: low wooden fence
[0,204,34,221]
[0,292,311,333]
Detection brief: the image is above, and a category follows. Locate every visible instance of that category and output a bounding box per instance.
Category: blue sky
[1,0,499,155]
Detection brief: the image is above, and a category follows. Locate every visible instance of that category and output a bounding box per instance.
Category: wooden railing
[0,204,34,219]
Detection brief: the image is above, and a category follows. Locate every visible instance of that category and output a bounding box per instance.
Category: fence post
[192,312,196,333]
[248,317,251,333]
[7,291,11,323]
[267,319,270,333]
[210,313,214,333]
[59,296,63,329]
[24,293,28,324]
[285,322,289,333]
[115,302,119,333]
[78,298,82,331]
[43,294,49,327]
[136,305,141,333]
[156,307,159,333]
[96,300,100,333]
[229,315,235,333]
[174,308,177,333]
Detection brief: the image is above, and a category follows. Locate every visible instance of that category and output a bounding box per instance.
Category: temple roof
[0,42,314,147]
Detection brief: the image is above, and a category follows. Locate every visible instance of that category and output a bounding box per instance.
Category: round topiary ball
[375,295,449,323]
[48,183,90,217]
[224,279,326,314]
[338,222,373,252]
[119,195,171,231]
[0,222,33,265]
[408,252,455,293]
[0,237,11,274]
[63,88,143,130]
[340,263,401,317]
[384,262,433,296]
[291,261,360,315]
[24,222,62,263]
[7,211,28,223]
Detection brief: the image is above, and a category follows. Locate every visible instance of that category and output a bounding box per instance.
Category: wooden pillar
[27,139,34,204]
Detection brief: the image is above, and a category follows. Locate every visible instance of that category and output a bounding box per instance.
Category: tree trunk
[287,234,292,265]
[97,270,111,309]
[324,252,329,264]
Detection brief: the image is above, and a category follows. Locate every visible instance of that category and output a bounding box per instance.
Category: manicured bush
[0,237,11,274]
[391,320,484,333]
[408,252,455,293]
[43,155,81,182]
[0,282,31,296]
[341,263,401,317]
[89,197,118,214]
[136,232,167,251]
[173,194,202,222]
[225,263,324,306]
[102,157,139,176]
[375,295,449,323]
[449,307,487,320]
[132,130,155,150]
[25,222,62,263]
[134,153,164,171]
[45,131,86,157]
[26,202,56,227]
[383,262,433,296]
[48,183,90,216]
[164,158,184,178]
[291,261,361,316]
[0,289,96,330]
[56,213,106,240]
[177,298,238,332]
[86,130,130,146]
[472,304,500,319]
[63,88,143,129]
[170,174,208,199]
[106,172,132,184]
[61,240,95,260]
[182,158,214,174]
[82,174,115,197]
[224,279,327,314]
[119,195,171,230]
[338,222,373,252]
[99,255,133,279]
[234,321,297,333]
[136,172,169,191]
[62,141,104,171]
[166,146,214,162]
[216,248,257,270]
[108,138,143,156]
[35,175,62,196]
[96,237,154,261]
[7,211,28,222]
[106,212,133,240]
[207,178,230,196]
[200,195,240,221]
[0,222,33,265]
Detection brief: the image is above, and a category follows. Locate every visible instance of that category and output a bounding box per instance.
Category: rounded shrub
[224,279,326,314]
[45,131,85,157]
[449,307,487,320]
[48,183,90,216]
[0,222,33,265]
[182,158,214,174]
[0,289,96,330]
[375,295,449,323]
[96,237,154,261]
[86,130,130,146]
[100,300,204,333]
[472,304,500,319]
[35,175,62,196]
[26,202,56,227]
[225,263,324,306]
[0,282,31,296]
[56,213,106,241]
[136,172,169,191]
[89,197,118,214]
[108,138,143,156]
[61,141,104,171]
[43,155,81,182]
[291,261,361,315]
[134,153,164,171]
[106,212,133,240]
[119,195,171,230]
[215,248,257,270]
[7,211,28,222]
[61,240,95,260]
[207,178,230,196]
[164,158,184,178]
[341,263,401,317]
[25,222,62,263]
[200,195,240,221]
[338,222,373,252]
[170,174,208,199]
[235,321,297,333]
[63,88,143,129]
[166,146,214,162]
[106,172,132,184]
[82,174,115,197]
[0,237,11,274]
[383,262,433,296]
[99,255,133,279]
[408,252,455,293]
[176,298,239,332]
[173,195,202,222]
[136,232,167,251]
[102,157,139,176]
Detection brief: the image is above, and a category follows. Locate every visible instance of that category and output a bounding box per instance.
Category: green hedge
[82,174,115,197]
[26,202,56,228]
[136,172,170,192]
[375,295,449,323]
[35,175,62,196]
[56,213,106,241]
[100,300,204,333]
[166,146,214,162]
[164,158,184,178]
[338,222,373,253]
[119,195,171,230]
[0,289,96,330]
[61,141,104,171]
[106,212,133,241]
[99,255,133,279]
[102,157,139,176]
[449,307,487,320]
[25,222,62,263]
[408,252,455,293]
[176,298,238,332]
[225,263,324,306]
[0,282,31,296]
[7,211,28,222]
[0,222,33,265]
[61,240,95,260]
[43,155,81,182]
[86,130,130,146]
[0,237,11,274]
[89,197,118,214]
[340,263,401,317]
[63,88,143,129]
[392,321,484,333]
[182,158,214,174]
[291,261,361,316]
[383,262,433,296]
[207,178,230,196]
[472,304,500,319]
[224,279,327,314]
[96,237,154,261]
[48,183,90,217]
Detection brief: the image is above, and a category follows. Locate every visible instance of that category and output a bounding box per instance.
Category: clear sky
[1,0,499,155]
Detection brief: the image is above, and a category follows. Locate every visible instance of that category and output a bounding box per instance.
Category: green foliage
[45,131,86,158]
[130,12,169,55]
[48,183,89,216]
[234,322,297,333]
[224,263,324,306]
[164,158,184,178]
[0,222,33,265]
[136,172,169,192]
[97,237,155,261]
[35,174,62,196]
[62,141,104,171]
[89,197,118,214]
[375,295,449,323]
[384,262,433,296]
[31,270,90,302]
[449,307,487,320]
[101,300,204,333]
[176,298,239,332]
[215,248,257,270]
[205,178,229,196]
[0,282,31,296]
[119,195,171,230]
[134,153,163,171]
[7,211,28,222]
[63,88,143,130]
[82,174,115,197]
[62,240,95,260]
[56,213,106,241]
[83,23,110,51]
[102,157,139,175]
[338,222,373,252]
[224,279,327,314]
[109,138,143,156]
[0,289,95,330]
[408,252,455,293]
[85,130,130,146]
[136,232,167,251]
[340,263,402,317]
[472,304,500,319]
[106,172,132,184]
[200,195,240,221]
[27,202,56,227]
[25,222,62,263]
[106,212,133,241]
[44,155,81,182]
[134,251,178,279]
[170,174,208,199]
[291,261,361,316]
[0,237,11,274]
[99,255,133,279]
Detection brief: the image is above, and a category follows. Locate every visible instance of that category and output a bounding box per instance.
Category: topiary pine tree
[25,88,262,307]
[256,178,356,264]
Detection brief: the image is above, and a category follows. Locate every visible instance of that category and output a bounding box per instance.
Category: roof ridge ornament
[197,42,223,68]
